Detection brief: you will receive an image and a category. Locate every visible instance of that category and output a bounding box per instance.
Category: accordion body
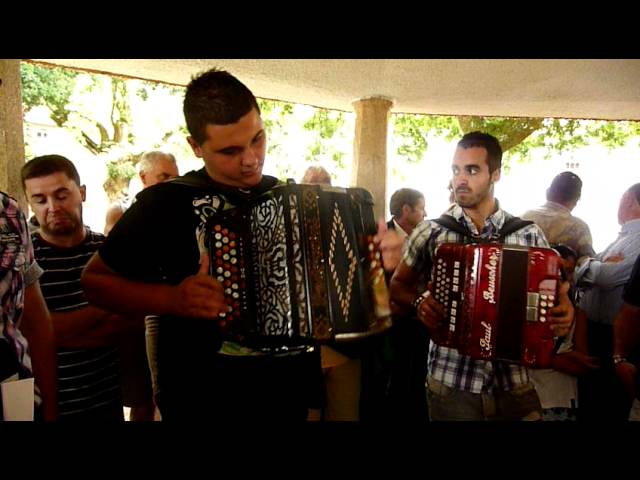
[207,183,391,345]
[430,243,561,368]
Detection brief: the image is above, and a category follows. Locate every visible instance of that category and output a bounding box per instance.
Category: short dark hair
[628,183,640,203]
[457,131,502,173]
[550,243,578,261]
[547,171,583,203]
[390,188,424,217]
[183,68,260,145]
[21,154,81,190]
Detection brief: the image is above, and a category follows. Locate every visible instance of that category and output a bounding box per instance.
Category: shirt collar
[620,218,640,235]
[544,201,572,214]
[449,199,505,236]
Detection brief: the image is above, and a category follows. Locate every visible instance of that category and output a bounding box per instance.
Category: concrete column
[0,59,26,210]
[351,97,393,221]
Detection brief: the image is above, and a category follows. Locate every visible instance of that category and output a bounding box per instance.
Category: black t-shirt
[623,255,640,308]
[99,169,324,418]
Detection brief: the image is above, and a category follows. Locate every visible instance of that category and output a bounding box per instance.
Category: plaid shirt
[1,192,43,382]
[402,201,549,393]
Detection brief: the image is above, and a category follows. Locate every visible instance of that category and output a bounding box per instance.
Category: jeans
[426,376,542,421]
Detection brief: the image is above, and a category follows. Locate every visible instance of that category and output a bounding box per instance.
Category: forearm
[613,303,640,358]
[82,255,178,317]
[51,306,112,346]
[62,314,144,349]
[580,255,639,290]
[21,284,58,421]
[389,262,421,310]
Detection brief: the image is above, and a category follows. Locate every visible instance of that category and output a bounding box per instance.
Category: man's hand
[615,361,638,400]
[604,252,625,263]
[551,351,600,376]
[415,284,446,330]
[168,253,227,319]
[549,280,575,337]
[374,218,404,273]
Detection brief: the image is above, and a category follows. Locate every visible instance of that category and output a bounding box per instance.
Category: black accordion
[206,182,391,345]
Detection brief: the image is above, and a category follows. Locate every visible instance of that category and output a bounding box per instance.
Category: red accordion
[430,243,561,368]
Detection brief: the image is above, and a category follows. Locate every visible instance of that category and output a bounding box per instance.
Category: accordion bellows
[207,183,391,345]
[430,243,562,368]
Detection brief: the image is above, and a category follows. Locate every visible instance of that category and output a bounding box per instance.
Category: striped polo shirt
[32,228,122,420]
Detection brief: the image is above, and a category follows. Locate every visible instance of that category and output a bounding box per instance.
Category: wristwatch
[613,355,628,365]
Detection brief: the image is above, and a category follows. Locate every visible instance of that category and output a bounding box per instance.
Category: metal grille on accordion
[430,243,561,368]
[206,183,391,347]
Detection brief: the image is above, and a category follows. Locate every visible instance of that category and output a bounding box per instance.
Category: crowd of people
[2,68,638,422]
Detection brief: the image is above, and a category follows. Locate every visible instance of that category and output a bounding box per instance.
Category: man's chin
[239,173,263,188]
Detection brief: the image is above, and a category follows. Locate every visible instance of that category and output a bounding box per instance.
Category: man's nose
[241,149,258,167]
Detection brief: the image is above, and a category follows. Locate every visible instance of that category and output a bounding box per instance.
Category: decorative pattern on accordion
[210,224,244,327]
[302,188,332,340]
[329,202,358,321]
[288,194,309,338]
[250,197,293,336]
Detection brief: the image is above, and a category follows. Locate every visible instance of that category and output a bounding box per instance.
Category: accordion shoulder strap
[432,214,533,243]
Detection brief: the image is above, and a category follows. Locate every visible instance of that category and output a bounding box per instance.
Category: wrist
[613,354,629,365]
[412,291,430,309]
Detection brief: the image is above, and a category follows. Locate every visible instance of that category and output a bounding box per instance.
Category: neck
[395,217,413,235]
[462,197,497,232]
[40,226,87,248]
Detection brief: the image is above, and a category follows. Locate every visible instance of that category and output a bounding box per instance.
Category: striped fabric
[402,202,550,394]
[32,229,122,420]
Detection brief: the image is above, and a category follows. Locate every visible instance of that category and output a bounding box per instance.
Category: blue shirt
[576,218,640,325]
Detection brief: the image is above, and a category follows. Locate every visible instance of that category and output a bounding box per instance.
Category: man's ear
[80,185,87,202]
[401,204,411,218]
[491,168,501,184]
[187,136,203,158]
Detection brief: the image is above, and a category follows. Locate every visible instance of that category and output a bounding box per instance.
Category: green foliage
[21,63,78,126]
[392,114,460,163]
[302,108,349,172]
[393,112,640,170]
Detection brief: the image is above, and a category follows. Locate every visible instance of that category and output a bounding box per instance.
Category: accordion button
[216,267,223,274]
[454,261,460,268]
[233,292,239,299]
[541,294,548,300]
[230,258,237,264]
[217,276,224,282]
[225,288,232,294]
[549,295,555,302]
[541,301,547,307]
[229,232,236,239]
[215,233,222,240]
[541,308,546,315]
[223,254,230,261]
[223,246,229,253]
[215,242,222,248]
[230,249,237,255]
